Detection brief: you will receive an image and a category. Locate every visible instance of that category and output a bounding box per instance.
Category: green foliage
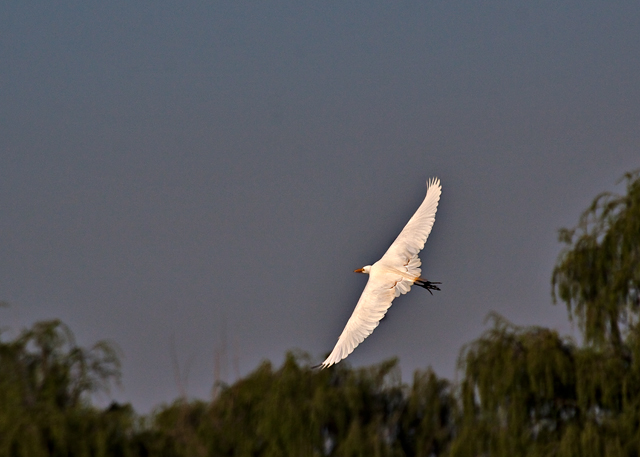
[552,170,640,349]
[0,325,456,457]
[140,352,455,457]
[0,319,127,457]
[451,314,577,456]
[449,170,640,456]
[400,368,456,456]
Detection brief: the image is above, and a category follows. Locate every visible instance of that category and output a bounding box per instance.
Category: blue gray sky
[1,1,639,412]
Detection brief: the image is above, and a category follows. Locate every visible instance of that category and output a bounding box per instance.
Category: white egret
[319,178,442,369]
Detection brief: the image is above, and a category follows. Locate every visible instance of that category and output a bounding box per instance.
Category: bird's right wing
[319,273,398,368]
[379,178,441,266]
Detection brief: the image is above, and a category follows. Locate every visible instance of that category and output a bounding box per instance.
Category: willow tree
[552,170,640,350]
[450,313,578,457]
[0,319,124,457]
[549,169,640,455]
[451,170,640,456]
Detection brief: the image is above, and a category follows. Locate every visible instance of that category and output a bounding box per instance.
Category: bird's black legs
[414,278,441,295]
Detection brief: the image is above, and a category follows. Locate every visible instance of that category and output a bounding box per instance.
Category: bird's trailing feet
[414,278,441,295]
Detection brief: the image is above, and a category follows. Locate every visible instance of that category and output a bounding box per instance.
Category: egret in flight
[319,178,442,369]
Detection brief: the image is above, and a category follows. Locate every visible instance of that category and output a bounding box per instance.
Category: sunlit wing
[379,177,441,266]
[319,273,399,368]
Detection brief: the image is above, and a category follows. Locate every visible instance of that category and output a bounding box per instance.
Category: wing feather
[379,178,441,266]
[320,273,398,368]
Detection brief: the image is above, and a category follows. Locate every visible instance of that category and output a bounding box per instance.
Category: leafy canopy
[552,170,640,348]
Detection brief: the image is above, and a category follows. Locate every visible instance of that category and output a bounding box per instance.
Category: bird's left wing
[379,178,441,266]
[320,272,399,368]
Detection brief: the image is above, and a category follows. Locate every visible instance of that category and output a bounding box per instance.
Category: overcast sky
[1,1,639,412]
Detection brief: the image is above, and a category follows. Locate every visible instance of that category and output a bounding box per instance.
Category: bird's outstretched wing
[319,272,399,368]
[319,178,442,368]
[379,178,441,266]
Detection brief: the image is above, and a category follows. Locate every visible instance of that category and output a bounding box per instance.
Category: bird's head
[354,265,372,274]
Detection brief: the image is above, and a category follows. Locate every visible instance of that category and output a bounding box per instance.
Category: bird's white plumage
[320,178,442,368]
